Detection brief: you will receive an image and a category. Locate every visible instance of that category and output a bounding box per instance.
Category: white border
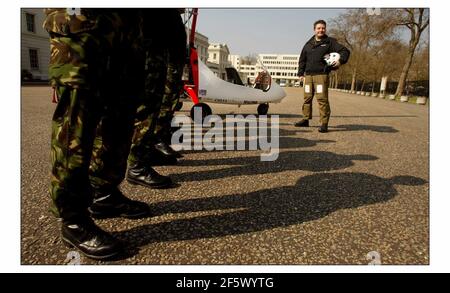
[4,0,447,273]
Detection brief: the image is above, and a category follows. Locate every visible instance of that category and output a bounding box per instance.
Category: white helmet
[323,52,340,66]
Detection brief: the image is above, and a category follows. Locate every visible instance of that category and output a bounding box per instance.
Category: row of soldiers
[45,8,187,259]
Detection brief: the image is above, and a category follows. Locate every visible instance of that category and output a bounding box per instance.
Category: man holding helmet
[295,19,350,133]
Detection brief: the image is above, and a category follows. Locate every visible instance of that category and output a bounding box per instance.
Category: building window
[29,48,39,70]
[25,13,35,33]
[213,53,217,60]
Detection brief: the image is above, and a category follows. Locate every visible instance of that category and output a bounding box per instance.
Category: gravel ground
[21,86,429,265]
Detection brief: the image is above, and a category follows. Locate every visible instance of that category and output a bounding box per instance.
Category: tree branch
[343,34,354,50]
[405,8,414,18]
[419,19,430,33]
[418,8,424,27]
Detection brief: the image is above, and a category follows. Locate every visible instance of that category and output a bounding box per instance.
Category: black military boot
[294,119,309,127]
[89,188,151,219]
[126,162,173,189]
[61,217,123,260]
[154,140,183,158]
[318,124,328,133]
[147,147,178,166]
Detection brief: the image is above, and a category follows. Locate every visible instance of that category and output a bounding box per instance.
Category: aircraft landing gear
[257,103,269,115]
[190,103,212,123]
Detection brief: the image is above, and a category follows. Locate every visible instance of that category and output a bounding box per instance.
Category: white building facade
[207,43,231,80]
[228,54,241,70]
[231,54,301,86]
[21,8,50,81]
[239,64,256,84]
[187,29,210,64]
[258,54,300,86]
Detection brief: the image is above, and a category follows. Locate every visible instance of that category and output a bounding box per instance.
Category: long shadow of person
[174,151,378,182]
[179,128,328,154]
[214,113,303,119]
[114,173,427,246]
[332,124,399,133]
[181,137,335,155]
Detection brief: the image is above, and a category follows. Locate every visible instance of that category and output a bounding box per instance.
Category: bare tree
[329,8,398,92]
[394,8,429,96]
[241,53,258,65]
[410,42,429,81]
[365,39,408,92]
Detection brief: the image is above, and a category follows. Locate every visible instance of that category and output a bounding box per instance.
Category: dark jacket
[297,35,350,76]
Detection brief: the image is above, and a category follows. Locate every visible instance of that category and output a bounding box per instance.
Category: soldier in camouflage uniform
[45,8,151,259]
[126,9,186,187]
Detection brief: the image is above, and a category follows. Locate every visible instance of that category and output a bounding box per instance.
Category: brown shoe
[294,119,309,127]
[318,125,328,133]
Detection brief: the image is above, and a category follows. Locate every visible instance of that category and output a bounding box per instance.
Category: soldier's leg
[154,15,187,143]
[45,9,129,259]
[153,58,184,143]
[89,43,143,190]
[46,26,110,220]
[302,75,314,119]
[314,74,331,126]
[128,45,168,165]
[89,93,137,192]
[88,86,151,219]
[126,44,174,188]
[50,86,102,220]
[153,16,186,157]
[50,83,123,259]
[87,23,152,218]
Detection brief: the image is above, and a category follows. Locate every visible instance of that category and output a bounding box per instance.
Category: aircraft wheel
[257,103,269,115]
[190,103,212,123]
[174,101,183,111]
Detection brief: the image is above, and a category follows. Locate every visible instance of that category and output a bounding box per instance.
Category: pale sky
[196,8,347,56]
[195,8,422,56]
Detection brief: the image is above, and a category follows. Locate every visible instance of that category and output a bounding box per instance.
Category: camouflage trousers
[302,74,331,125]
[128,45,168,164]
[47,11,144,220]
[153,52,185,142]
[50,86,137,220]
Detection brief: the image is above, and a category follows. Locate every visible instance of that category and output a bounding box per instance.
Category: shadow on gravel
[115,172,427,247]
[173,150,377,182]
[178,129,334,155]
[331,124,399,133]
[330,115,416,118]
[214,113,302,119]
